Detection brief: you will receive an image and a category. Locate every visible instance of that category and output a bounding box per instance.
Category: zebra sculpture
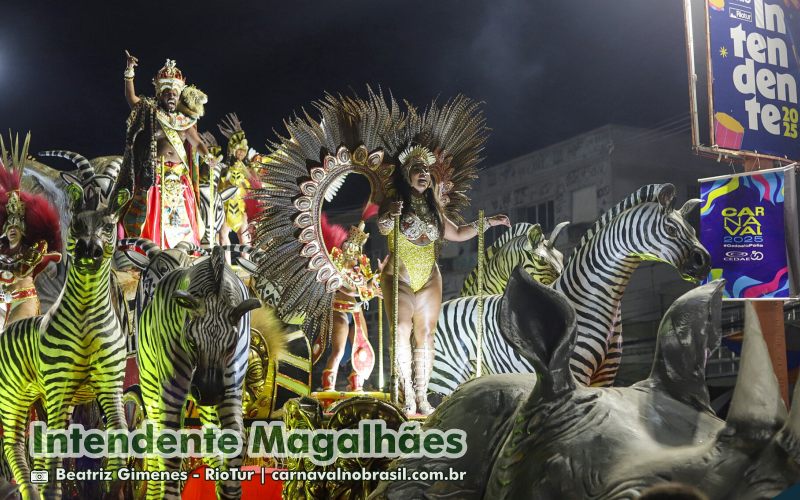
[198,165,238,245]
[431,184,710,394]
[117,237,208,319]
[0,150,131,500]
[137,245,260,499]
[460,221,569,296]
[373,272,800,499]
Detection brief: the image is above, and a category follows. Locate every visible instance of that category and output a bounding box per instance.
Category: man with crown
[318,220,381,392]
[120,51,215,248]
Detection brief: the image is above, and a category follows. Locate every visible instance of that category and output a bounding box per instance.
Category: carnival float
[0,25,799,498]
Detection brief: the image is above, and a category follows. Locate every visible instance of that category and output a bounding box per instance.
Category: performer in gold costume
[378,146,509,415]
[217,113,256,246]
[121,51,215,248]
[321,221,381,392]
[0,140,62,327]
[249,89,498,417]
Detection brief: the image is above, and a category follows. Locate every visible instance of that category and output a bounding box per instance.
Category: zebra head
[39,151,121,210]
[173,246,260,405]
[118,237,208,316]
[526,221,569,286]
[45,151,130,273]
[601,184,710,282]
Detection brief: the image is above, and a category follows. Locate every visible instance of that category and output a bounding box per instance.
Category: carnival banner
[707,0,800,160]
[700,166,799,299]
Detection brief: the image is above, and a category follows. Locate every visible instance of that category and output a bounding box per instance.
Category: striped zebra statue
[117,237,208,320]
[199,165,238,245]
[431,184,711,394]
[137,245,260,499]
[0,150,131,500]
[460,221,569,296]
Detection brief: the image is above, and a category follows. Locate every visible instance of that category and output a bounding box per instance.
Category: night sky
[0,0,691,166]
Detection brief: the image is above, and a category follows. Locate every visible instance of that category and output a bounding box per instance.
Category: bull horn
[726,301,787,439]
[103,157,122,179]
[230,298,262,325]
[546,221,570,249]
[39,150,94,182]
[680,198,702,218]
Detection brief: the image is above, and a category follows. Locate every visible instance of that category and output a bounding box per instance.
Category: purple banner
[707,0,800,160]
[700,167,796,298]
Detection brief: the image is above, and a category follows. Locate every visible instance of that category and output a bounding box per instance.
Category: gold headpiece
[3,191,26,235]
[398,145,435,182]
[345,221,369,249]
[228,131,249,157]
[153,59,186,94]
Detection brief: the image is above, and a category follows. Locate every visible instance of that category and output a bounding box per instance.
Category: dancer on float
[0,138,62,326]
[377,145,509,415]
[121,51,215,248]
[320,218,382,392]
[217,113,259,246]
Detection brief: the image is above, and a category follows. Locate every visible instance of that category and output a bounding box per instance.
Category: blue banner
[700,167,798,298]
[708,0,800,159]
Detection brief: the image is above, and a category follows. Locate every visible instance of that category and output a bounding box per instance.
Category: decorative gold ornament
[153,59,186,94]
[3,191,26,236]
[281,396,407,500]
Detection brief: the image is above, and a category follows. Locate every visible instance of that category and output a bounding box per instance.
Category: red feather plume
[0,158,62,253]
[361,202,379,221]
[320,212,347,253]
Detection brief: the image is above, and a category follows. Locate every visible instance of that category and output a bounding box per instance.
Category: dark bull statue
[371,269,800,499]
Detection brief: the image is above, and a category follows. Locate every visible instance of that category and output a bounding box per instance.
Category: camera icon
[30,470,48,484]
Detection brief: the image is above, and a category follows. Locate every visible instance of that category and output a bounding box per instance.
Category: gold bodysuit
[381,196,440,293]
[222,161,251,233]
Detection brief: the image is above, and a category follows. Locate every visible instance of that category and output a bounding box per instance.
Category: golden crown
[153,59,186,93]
[398,145,435,180]
[345,221,369,248]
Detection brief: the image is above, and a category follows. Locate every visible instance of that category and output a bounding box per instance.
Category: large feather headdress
[250,87,487,338]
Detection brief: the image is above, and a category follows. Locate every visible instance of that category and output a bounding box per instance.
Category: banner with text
[700,166,799,299]
[707,0,800,159]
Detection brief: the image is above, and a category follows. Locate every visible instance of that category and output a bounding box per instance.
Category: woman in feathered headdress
[377,144,509,415]
[0,134,62,326]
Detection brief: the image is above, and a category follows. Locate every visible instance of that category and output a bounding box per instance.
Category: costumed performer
[378,145,509,415]
[0,148,62,327]
[121,51,214,248]
[319,215,382,392]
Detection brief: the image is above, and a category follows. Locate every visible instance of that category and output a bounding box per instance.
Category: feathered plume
[218,113,244,139]
[320,213,348,253]
[200,131,218,148]
[0,132,62,253]
[361,202,379,221]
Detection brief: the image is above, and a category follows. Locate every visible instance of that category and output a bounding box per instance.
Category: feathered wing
[250,88,403,333]
[418,95,487,223]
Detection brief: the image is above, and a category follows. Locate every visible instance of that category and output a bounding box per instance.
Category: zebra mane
[486,223,538,260]
[577,184,661,248]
